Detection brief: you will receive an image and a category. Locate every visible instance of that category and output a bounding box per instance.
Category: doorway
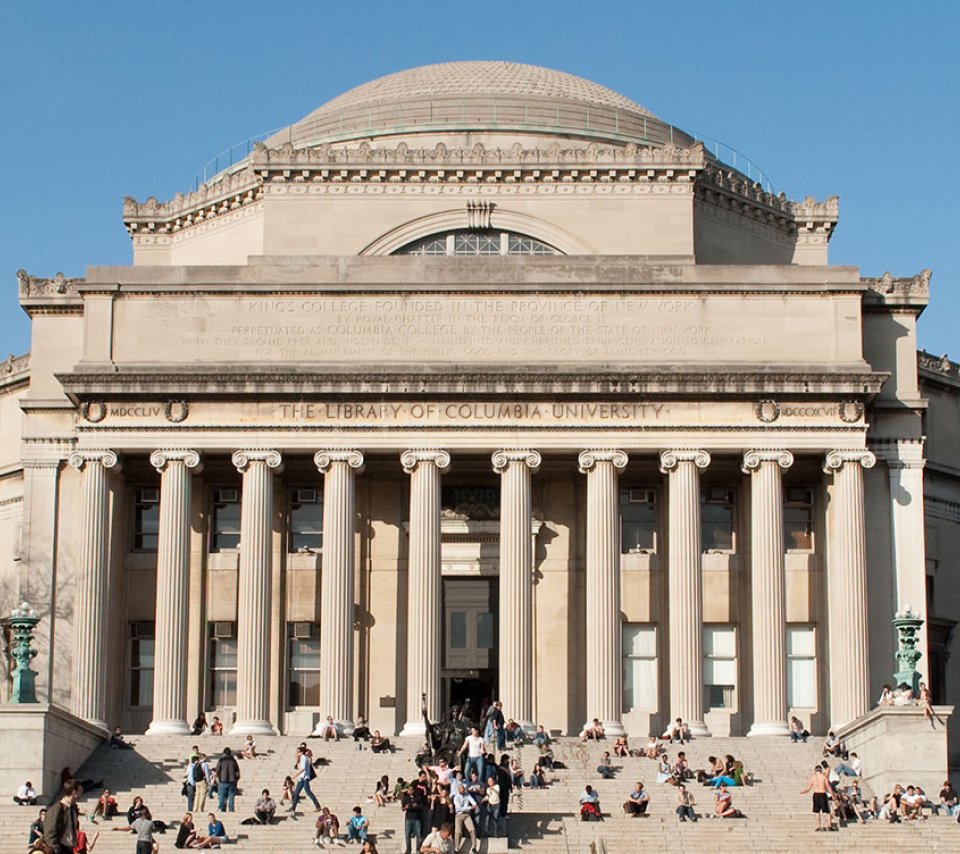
[441,578,498,714]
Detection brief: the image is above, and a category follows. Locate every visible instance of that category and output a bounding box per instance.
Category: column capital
[68,449,120,472]
[492,449,541,474]
[659,449,710,474]
[401,449,451,475]
[741,449,794,474]
[150,449,202,474]
[823,449,876,474]
[232,449,283,473]
[314,449,365,474]
[578,449,628,474]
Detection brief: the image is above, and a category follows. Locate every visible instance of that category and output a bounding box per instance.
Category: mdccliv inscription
[110,293,862,365]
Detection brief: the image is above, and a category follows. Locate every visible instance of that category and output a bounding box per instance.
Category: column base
[145,719,191,736]
[747,721,790,737]
[399,721,427,738]
[581,720,626,738]
[687,721,712,738]
[310,719,355,738]
[229,719,277,736]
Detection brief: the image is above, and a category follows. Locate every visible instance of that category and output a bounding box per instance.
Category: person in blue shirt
[206,813,228,846]
[347,806,369,843]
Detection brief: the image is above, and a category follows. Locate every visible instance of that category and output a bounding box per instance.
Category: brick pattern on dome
[313,61,654,118]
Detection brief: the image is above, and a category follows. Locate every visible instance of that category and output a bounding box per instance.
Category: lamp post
[892,604,924,696]
[8,602,40,703]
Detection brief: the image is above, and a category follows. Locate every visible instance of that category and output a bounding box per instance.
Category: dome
[266,61,688,150]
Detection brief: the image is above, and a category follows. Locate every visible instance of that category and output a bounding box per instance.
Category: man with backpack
[289,745,320,814]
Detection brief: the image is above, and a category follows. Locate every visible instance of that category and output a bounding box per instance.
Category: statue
[892,605,924,696]
[421,693,478,766]
[8,602,40,703]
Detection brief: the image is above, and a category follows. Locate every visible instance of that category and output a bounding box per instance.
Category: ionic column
[660,449,711,737]
[146,450,202,736]
[742,450,794,736]
[823,449,876,728]
[493,449,541,732]
[400,449,451,737]
[68,449,121,729]
[230,450,282,735]
[313,450,365,732]
[579,450,629,737]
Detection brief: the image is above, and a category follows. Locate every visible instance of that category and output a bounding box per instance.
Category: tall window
[289,488,323,552]
[622,624,658,711]
[132,487,160,552]
[701,487,735,551]
[211,488,241,551]
[130,621,155,707]
[209,624,237,707]
[395,229,559,256]
[786,625,817,708]
[784,487,814,550]
[288,623,321,707]
[703,625,737,710]
[620,488,657,553]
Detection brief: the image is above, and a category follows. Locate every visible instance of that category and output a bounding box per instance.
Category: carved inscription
[106,294,852,365]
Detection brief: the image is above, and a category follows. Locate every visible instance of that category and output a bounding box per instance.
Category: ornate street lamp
[892,604,924,696]
[8,602,40,703]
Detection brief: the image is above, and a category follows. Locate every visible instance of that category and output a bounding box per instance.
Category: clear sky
[2,1,957,358]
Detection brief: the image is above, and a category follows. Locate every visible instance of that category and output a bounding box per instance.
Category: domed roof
[318,62,655,117]
[267,61,681,150]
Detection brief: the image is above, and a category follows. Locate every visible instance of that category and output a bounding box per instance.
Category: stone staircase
[2,734,957,852]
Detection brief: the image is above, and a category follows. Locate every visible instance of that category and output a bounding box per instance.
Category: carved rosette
[232,450,283,473]
[659,449,711,474]
[838,401,864,423]
[822,449,877,474]
[68,450,120,472]
[577,449,629,474]
[79,401,108,423]
[150,449,202,474]
[314,450,365,474]
[755,400,781,423]
[163,400,190,423]
[741,449,794,475]
[400,449,451,475]
[492,449,542,474]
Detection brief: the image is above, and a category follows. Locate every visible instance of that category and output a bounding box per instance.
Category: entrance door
[442,578,498,712]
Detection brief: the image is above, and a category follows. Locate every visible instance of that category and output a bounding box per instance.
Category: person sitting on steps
[578,785,602,821]
[623,781,650,816]
[676,784,697,822]
[579,718,605,742]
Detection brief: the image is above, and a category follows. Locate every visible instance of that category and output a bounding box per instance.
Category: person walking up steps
[290,745,321,814]
[801,765,835,832]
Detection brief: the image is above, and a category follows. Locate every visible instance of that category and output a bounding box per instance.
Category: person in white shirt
[14,781,37,805]
[458,727,486,783]
[428,759,456,788]
[901,785,924,820]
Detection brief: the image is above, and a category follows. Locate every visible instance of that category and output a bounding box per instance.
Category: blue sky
[2,1,958,357]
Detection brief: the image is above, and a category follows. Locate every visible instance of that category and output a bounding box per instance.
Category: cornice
[0,352,30,392]
[862,269,931,311]
[54,369,886,398]
[917,349,959,388]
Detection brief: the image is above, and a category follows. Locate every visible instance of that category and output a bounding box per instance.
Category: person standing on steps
[43,779,81,854]
[458,726,486,781]
[800,766,835,832]
[290,744,321,814]
[214,746,241,813]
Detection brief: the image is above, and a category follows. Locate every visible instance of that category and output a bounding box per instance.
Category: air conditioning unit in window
[217,488,239,503]
[212,621,236,638]
[628,488,655,504]
[295,488,318,504]
[291,622,316,640]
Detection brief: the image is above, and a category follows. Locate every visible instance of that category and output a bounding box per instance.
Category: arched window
[394,229,560,256]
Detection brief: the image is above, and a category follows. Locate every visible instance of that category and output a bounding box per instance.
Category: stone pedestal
[743,450,793,736]
[67,450,120,730]
[399,450,450,737]
[493,449,541,732]
[230,450,282,735]
[579,450,628,737]
[824,449,875,728]
[146,450,202,736]
[314,450,365,733]
[660,450,711,737]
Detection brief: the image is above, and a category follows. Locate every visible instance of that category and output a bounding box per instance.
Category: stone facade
[0,63,953,750]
